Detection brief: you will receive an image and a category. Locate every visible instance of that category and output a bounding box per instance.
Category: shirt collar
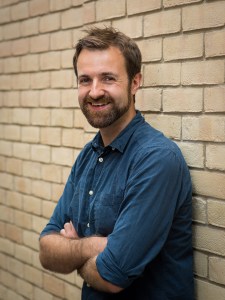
[91,111,144,153]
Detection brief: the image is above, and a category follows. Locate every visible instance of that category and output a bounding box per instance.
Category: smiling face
[77,46,141,129]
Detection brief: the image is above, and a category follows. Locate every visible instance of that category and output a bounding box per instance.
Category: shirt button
[112,148,115,151]
[98,157,103,162]
[89,190,93,195]
[87,223,90,228]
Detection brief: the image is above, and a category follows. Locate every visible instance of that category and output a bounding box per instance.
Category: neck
[100,109,136,146]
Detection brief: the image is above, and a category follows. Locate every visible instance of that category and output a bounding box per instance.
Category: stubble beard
[80,91,132,129]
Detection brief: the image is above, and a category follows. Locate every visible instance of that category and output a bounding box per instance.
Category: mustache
[85,95,111,104]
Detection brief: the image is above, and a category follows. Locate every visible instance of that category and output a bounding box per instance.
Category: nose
[89,79,105,99]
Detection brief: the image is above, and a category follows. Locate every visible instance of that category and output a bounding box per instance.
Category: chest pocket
[91,193,123,236]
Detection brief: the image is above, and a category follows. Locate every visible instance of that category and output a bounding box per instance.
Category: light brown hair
[73,26,142,83]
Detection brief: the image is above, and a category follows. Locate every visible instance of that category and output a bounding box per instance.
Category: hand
[60,221,79,239]
[90,236,107,254]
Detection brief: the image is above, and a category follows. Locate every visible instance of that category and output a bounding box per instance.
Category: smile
[91,103,108,107]
[88,102,110,111]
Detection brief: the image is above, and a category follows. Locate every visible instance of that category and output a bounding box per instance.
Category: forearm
[39,233,107,274]
[39,233,83,273]
[79,256,123,293]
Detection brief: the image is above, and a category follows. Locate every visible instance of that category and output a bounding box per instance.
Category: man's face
[76,46,136,129]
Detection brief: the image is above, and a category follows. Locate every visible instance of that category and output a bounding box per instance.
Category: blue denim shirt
[41,111,194,300]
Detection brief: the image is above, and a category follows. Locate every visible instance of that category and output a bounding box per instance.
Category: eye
[78,76,91,86]
[103,75,116,83]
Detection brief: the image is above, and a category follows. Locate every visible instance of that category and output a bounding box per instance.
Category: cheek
[77,93,82,104]
[78,87,87,102]
[108,84,129,98]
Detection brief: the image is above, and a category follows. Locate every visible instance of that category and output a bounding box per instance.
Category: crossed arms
[39,148,182,294]
[39,221,123,293]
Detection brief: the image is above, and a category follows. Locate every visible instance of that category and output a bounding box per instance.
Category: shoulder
[74,140,93,162]
[133,121,182,160]
[126,122,190,180]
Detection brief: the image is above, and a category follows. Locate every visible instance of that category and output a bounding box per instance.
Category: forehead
[77,46,126,75]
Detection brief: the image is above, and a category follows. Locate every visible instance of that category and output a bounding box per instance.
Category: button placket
[87,190,92,228]
[87,152,105,232]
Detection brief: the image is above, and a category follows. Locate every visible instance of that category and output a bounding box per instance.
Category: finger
[70,221,79,238]
[60,228,66,236]
[64,222,71,231]
[69,221,76,232]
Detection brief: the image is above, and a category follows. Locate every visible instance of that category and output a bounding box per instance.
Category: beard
[80,92,132,129]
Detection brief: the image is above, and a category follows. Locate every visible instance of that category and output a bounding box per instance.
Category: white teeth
[92,103,106,106]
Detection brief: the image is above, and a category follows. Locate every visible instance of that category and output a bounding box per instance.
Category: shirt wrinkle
[40,110,194,300]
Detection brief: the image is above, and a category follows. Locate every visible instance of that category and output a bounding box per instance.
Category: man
[39,27,194,300]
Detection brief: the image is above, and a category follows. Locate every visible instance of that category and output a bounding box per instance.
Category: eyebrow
[78,74,89,79]
[101,72,117,77]
[78,72,118,79]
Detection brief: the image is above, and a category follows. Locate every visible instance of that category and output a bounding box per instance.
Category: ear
[131,73,142,96]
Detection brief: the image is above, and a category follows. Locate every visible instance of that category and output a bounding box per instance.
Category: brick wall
[0,0,224,299]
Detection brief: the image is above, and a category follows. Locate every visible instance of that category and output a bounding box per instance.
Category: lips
[84,95,112,111]
[91,103,108,106]
[88,102,110,111]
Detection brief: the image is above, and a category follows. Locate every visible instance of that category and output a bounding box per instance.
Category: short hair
[73,26,142,83]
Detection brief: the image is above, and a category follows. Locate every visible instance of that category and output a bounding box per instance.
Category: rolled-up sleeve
[96,147,184,288]
[40,169,75,237]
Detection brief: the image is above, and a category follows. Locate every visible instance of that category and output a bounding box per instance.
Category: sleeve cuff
[96,251,134,289]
